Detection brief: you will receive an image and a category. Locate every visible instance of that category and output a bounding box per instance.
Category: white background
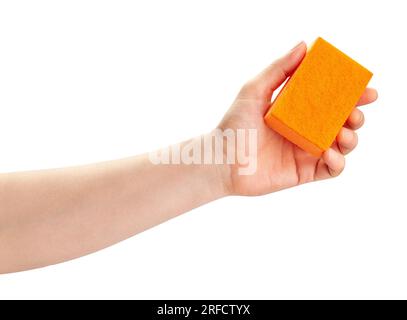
[0,0,405,299]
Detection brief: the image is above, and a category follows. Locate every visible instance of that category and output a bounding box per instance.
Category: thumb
[239,41,307,103]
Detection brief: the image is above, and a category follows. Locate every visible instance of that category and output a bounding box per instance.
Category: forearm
[0,136,228,273]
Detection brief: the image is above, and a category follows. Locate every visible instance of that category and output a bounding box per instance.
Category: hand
[218,42,378,196]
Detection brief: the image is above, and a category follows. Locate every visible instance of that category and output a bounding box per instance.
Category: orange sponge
[264,37,373,157]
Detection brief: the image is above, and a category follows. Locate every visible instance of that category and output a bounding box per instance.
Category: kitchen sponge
[264,37,373,157]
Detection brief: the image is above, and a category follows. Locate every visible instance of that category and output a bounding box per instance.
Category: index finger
[357,88,378,106]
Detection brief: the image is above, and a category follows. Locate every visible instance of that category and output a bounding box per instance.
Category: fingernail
[325,148,334,160]
[291,41,305,52]
[341,128,353,141]
[326,148,339,162]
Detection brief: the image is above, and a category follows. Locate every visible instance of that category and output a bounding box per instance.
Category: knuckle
[270,61,287,78]
[353,132,359,148]
[330,158,345,177]
[358,111,365,126]
[239,80,257,97]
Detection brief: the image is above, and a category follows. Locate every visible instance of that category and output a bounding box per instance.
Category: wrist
[147,133,232,200]
[188,133,232,200]
[210,159,233,199]
[201,131,233,198]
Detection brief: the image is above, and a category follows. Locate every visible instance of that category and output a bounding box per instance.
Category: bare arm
[0,42,377,273]
[0,139,228,273]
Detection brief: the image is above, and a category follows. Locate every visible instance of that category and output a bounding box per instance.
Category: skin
[0,42,378,273]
